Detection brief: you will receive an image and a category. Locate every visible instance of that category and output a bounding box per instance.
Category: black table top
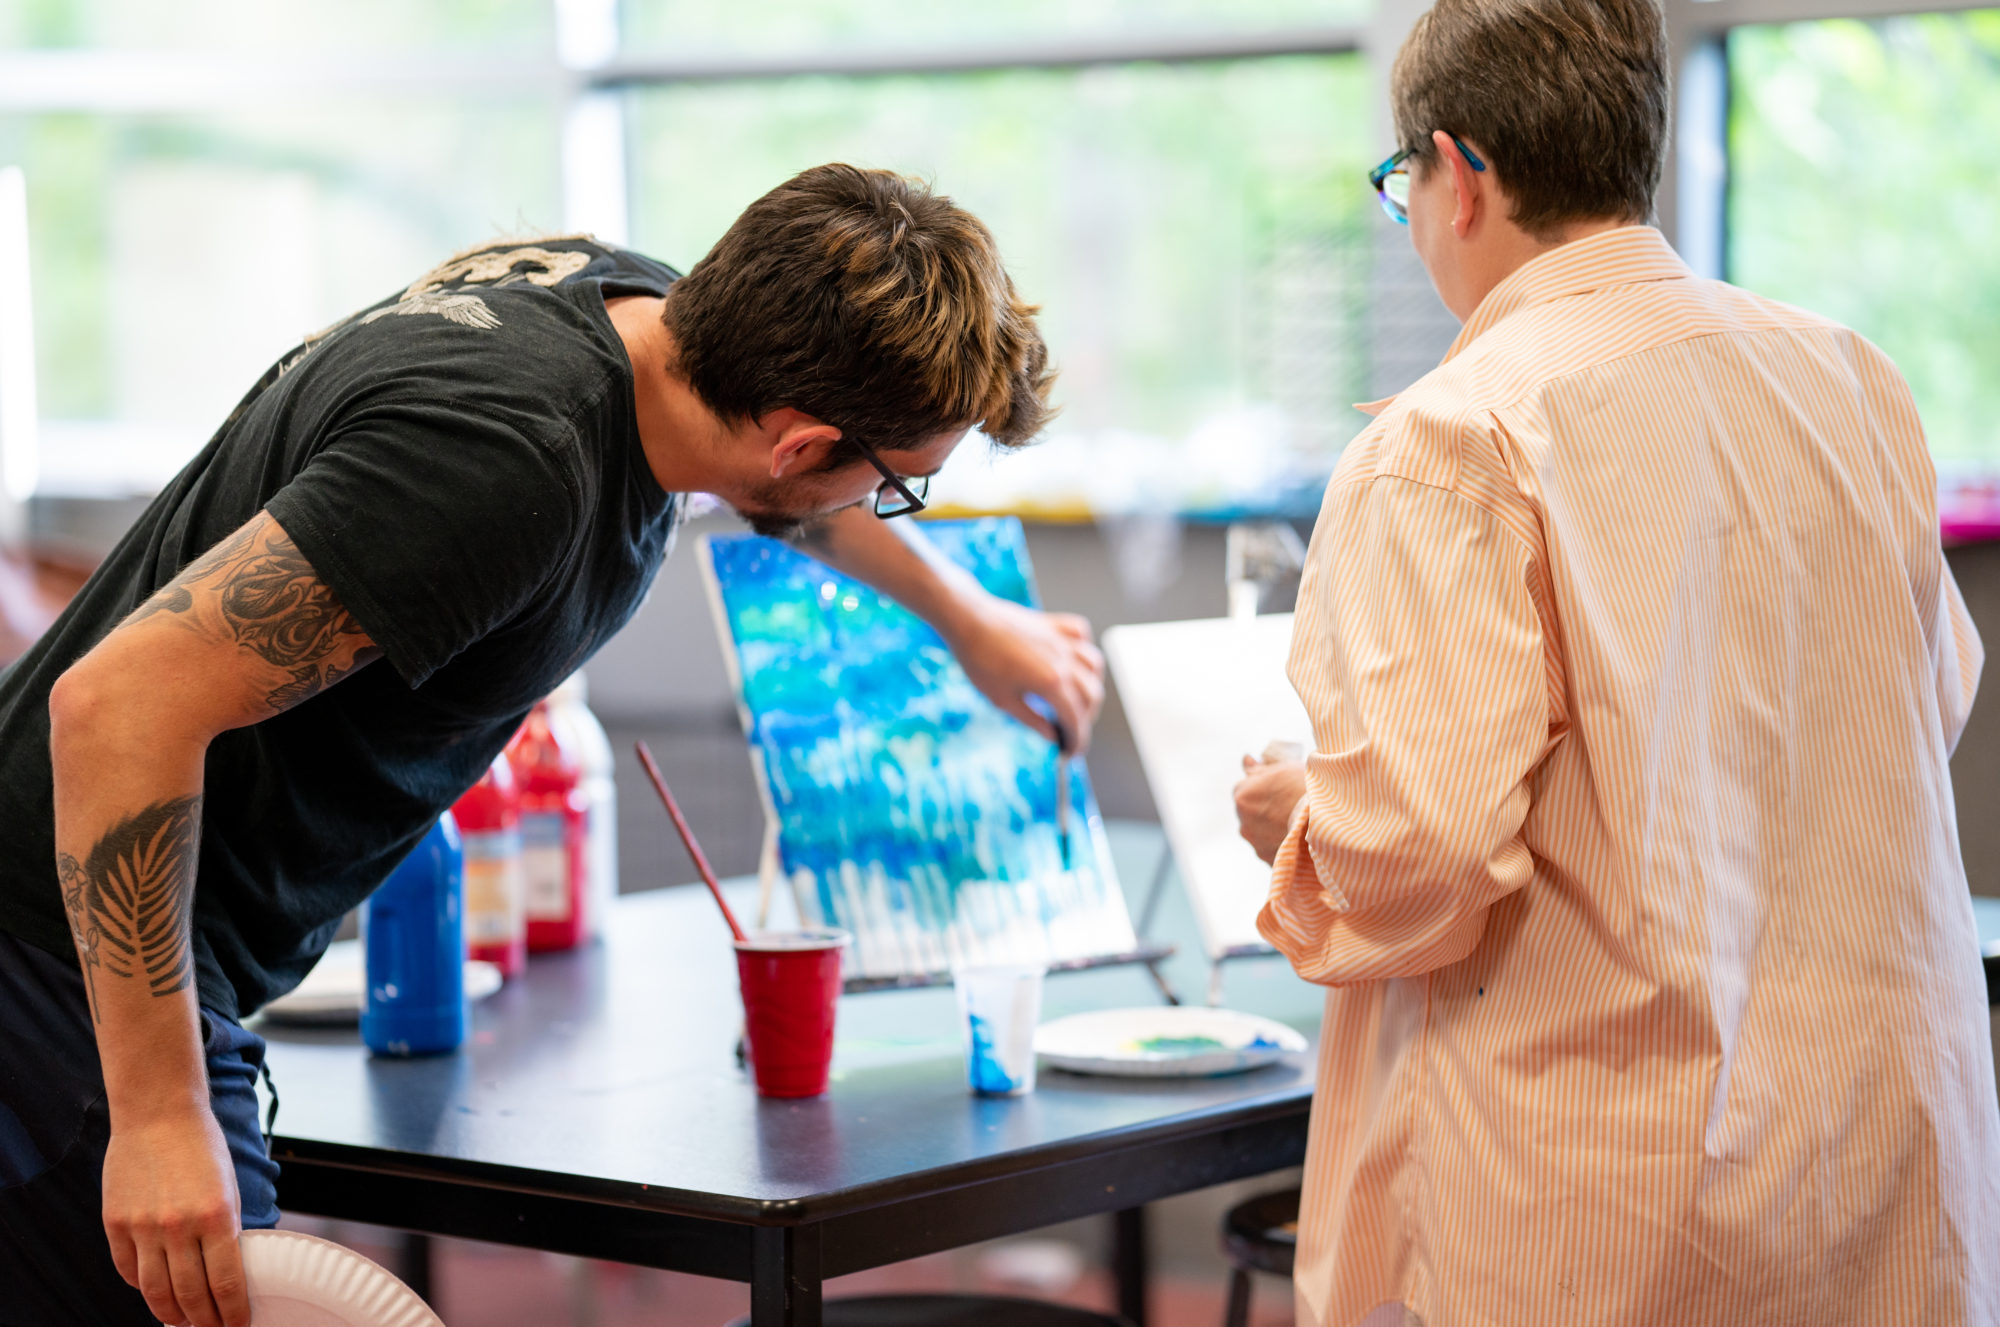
[259,823,1326,1229]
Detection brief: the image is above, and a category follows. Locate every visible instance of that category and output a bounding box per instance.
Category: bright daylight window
[2,0,1372,518]
[1728,8,2000,523]
[626,55,1373,519]
[621,0,1366,53]
[0,0,559,497]
[0,106,562,495]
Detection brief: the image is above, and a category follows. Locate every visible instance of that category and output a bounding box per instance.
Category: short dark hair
[660,164,1055,455]
[1392,0,1669,240]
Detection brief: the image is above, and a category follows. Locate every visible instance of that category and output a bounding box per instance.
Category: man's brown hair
[661,164,1055,458]
[1392,0,1669,240]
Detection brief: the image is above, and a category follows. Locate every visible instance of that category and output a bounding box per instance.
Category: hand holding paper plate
[239,1229,442,1326]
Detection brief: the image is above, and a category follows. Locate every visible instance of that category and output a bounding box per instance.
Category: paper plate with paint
[239,1228,442,1326]
[1035,1007,1307,1078]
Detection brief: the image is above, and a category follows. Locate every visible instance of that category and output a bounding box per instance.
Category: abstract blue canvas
[700,518,1136,982]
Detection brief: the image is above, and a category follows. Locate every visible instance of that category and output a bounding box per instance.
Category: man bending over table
[0,164,1104,1327]
[1233,1,2000,1322]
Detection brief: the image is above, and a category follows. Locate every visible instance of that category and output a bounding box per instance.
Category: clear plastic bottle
[453,752,526,980]
[361,813,466,1057]
[508,699,588,953]
[547,671,617,942]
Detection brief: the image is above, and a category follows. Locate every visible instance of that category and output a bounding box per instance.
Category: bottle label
[462,829,523,943]
[520,812,571,921]
[462,827,520,861]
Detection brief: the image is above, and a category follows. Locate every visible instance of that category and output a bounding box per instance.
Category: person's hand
[943,593,1105,752]
[1234,754,1308,865]
[103,1110,250,1327]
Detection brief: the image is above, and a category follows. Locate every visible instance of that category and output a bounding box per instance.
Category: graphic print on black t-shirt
[0,236,685,1018]
[357,243,594,330]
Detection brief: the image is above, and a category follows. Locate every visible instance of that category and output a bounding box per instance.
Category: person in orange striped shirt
[1232,0,2000,1323]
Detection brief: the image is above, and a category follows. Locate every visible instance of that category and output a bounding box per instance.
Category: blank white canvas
[1104,614,1312,959]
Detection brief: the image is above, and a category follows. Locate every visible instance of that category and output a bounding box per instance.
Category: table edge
[271,1079,1314,1228]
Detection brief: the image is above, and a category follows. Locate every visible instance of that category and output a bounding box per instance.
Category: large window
[627,56,1373,518]
[0,0,554,54]
[13,1,1995,523]
[0,105,561,492]
[2,0,1371,515]
[1728,8,2000,484]
[0,1,564,496]
[621,0,1368,51]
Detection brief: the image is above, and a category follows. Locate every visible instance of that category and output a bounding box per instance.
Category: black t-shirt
[0,236,684,1018]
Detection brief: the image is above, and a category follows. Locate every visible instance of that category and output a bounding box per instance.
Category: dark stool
[1220,1187,1299,1327]
[724,1295,1133,1326]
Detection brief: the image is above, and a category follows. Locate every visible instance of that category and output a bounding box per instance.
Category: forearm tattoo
[59,795,202,1022]
[126,519,378,712]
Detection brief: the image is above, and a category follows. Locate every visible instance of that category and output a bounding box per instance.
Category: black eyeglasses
[850,437,930,519]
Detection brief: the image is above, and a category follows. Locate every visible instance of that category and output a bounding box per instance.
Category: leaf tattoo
[59,795,203,1022]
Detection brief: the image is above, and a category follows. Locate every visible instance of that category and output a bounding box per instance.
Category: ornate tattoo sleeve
[124,516,379,713]
[59,795,202,1022]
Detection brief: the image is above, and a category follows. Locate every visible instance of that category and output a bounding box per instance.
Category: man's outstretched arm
[800,504,1105,751]
[51,509,379,1327]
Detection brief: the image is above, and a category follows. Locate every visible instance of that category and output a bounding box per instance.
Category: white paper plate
[239,1229,443,1327]
[260,940,503,1026]
[1035,1007,1308,1078]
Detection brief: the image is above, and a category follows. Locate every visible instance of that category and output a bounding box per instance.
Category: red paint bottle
[509,700,589,953]
[453,752,526,979]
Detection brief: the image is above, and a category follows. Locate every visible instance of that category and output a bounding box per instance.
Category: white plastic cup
[953,962,1045,1096]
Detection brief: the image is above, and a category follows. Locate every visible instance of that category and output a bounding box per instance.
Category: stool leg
[394,1232,435,1306]
[1222,1268,1253,1327]
[1114,1206,1149,1326]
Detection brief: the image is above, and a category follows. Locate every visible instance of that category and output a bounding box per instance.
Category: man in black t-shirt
[0,165,1102,1327]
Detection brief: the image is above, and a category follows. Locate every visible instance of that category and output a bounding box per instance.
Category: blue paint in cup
[967,1012,1021,1094]
[954,963,1044,1096]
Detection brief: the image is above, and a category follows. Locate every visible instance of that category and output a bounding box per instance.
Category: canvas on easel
[700,517,1142,987]
[1104,614,1311,961]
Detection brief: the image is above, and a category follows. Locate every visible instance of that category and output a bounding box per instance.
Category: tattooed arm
[49,508,378,1327]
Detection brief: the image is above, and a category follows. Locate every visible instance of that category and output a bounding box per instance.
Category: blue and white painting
[700,518,1136,982]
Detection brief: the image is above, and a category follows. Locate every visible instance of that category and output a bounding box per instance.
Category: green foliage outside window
[0,104,560,428]
[622,0,1366,54]
[630,56,1373,515]
[0,0,1371,513]
[1730,10,2000,472]
[0,0,552,53]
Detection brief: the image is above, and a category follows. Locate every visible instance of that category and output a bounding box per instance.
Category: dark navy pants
[0,929,279,1326]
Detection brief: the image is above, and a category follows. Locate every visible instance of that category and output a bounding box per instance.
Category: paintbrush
[1051,719,1072,871]
[634,740,749,944]
[1024,697,1073,870]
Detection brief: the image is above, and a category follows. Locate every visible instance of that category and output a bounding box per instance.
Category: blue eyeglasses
[1368,135,1488,225]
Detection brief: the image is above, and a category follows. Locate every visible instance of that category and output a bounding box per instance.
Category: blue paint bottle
[362,813,467,1057]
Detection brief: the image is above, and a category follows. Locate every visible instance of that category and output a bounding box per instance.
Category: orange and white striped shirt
[1260,225,2000,1327]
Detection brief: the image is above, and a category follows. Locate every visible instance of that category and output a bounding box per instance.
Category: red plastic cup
[734,929,850,1098]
